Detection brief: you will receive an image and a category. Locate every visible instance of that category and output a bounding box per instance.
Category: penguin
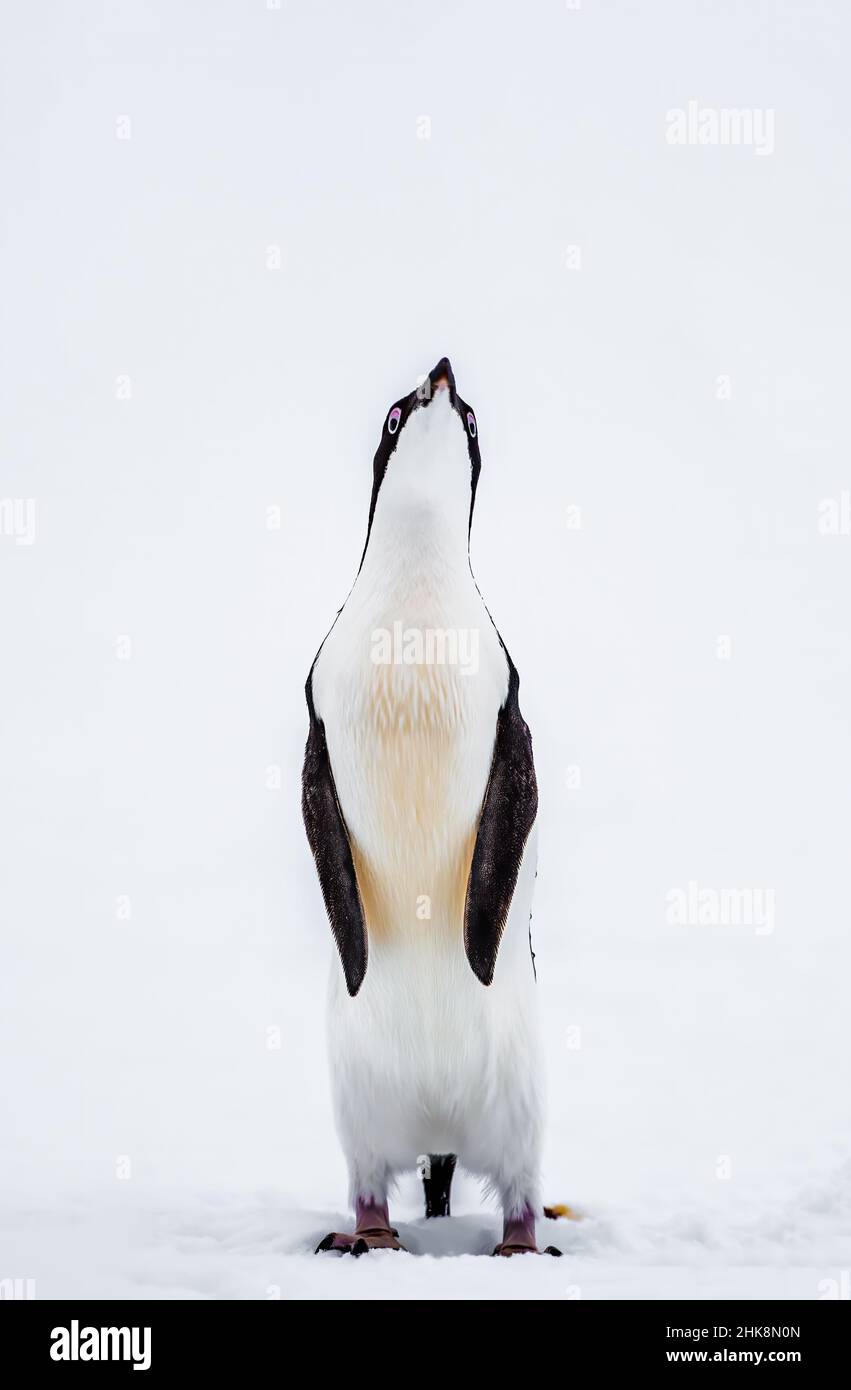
[302,357,559,1258]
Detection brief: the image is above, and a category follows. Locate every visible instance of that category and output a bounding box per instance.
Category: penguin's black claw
[543,1245,563,1257]
[350,1238,370,1258]
[314,1233,339,1254]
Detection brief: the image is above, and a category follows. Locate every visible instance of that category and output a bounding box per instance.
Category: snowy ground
[5,1162,851,1300]
[2,1,850,1301]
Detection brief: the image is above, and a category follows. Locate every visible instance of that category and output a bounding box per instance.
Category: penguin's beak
[427,356,456,398]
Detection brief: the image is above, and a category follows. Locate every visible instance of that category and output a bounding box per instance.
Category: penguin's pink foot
[315,1198,405,1256]
[492,1205,562,1258]
[315,1228,404,1255]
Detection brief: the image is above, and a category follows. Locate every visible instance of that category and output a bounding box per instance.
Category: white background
[1,0,849,1298]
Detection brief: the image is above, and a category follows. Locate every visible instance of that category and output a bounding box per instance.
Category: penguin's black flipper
[464,662,538,987]
[302,672,367,997]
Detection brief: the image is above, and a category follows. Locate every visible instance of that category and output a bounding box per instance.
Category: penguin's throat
[361,503,470,594]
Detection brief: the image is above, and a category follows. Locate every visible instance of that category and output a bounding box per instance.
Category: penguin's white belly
[314,602,542,1181]
[326,864,541,1177]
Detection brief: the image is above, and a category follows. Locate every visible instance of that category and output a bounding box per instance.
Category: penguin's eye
[466,411,477,438]
[388,407,402,435]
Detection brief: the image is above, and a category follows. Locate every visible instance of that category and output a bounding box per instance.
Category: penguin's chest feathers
[322,614,504,943]
[352,661,490,939]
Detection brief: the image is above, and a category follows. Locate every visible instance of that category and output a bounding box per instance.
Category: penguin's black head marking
[361,356,482,563]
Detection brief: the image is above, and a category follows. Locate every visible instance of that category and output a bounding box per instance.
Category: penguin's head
[361,357,481,561]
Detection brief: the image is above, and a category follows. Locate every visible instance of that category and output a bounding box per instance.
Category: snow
[5,1162,851,1300]
[2,0,850,1301]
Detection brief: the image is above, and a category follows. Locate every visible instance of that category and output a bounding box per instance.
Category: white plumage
[312,388,543,1220]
